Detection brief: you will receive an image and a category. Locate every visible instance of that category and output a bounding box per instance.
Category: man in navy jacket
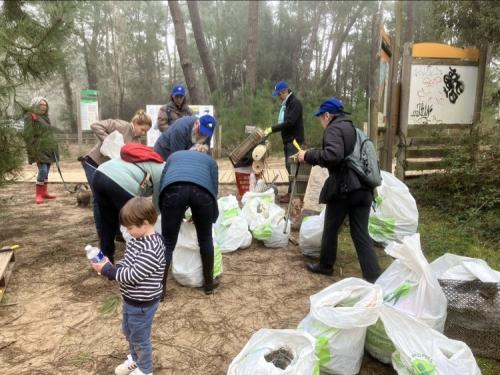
[265,81,305,203]
[153,115,216,161]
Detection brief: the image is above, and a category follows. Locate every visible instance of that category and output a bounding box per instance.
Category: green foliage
[0,121,25,185]
[411,126,500,246]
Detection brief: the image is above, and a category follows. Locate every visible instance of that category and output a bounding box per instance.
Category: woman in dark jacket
[23,97,59,204]
[159,144,219,295]
[298,98,381,283]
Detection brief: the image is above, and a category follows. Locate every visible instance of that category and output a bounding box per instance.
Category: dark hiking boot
[306,262,333,276]
[205,276,220,295]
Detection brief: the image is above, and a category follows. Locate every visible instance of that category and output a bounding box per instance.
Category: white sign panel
[146,105,162,146]
[80,102,99,131]
[408,65,478,125]
[146,104,215,147]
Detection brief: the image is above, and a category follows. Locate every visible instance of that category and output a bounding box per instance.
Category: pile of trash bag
[241,189,290,248]
[369,171,419,245]
[365,233,447,363]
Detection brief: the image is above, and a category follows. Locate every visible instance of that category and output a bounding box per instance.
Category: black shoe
[306,262,333,276]
[205,276,220,295]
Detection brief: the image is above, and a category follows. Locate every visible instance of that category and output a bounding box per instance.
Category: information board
[407,65,478,125]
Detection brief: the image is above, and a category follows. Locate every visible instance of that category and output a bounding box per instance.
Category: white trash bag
[431,253,500,282]
[241,189,290,248]
[214,195,252,253]
[298,208,325,258]
[227,329,317,375]
[298,278,383,375]
[369,171,419,245]
[172,221,222,288]
[100,130,124,159]
[215,217,252,253]
[379,305,481,375]
[365,233,447,364]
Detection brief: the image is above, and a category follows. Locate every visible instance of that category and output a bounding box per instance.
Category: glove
[264,127,272,136]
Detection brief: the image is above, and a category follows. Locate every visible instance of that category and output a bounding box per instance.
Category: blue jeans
[122,300,160,374]
[36,163,51,183]
[81,159,102,238]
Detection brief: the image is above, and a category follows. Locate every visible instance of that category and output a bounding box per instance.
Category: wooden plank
[406,159,445,171]
[406,148,452,158]
[407,137,456,146]
[412,43,479,60]
[0,251,15,302]
[407,124,471,137]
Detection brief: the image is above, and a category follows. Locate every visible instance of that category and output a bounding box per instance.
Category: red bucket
[234,167,252,197]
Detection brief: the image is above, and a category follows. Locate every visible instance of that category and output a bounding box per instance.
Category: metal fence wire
[439,279,500,360]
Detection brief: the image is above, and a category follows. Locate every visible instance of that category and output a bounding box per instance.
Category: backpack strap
[133,163,152,196]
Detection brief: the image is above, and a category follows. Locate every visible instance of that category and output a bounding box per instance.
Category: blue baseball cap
[272,81,289,96]
[171,84,186,97]
[199,115,217,137]
[314,97,351,117]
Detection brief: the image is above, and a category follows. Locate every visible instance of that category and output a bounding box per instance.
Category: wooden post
[369,7,382,144]
[471,45,488,162]
[395,43,412,180]
[385,0,402,172]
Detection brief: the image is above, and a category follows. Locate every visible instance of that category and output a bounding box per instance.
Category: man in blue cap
[265,81,304,204]
[157,84,193,132]
[154,114,216,161]
[297,97,381,283]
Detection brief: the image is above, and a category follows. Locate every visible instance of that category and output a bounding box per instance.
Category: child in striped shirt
[92,197,166,375]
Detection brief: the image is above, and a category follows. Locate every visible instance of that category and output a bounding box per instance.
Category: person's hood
[30,96,49,114]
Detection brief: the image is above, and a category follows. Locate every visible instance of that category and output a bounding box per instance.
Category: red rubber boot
[35,184,44,204]
[42,182,56,199]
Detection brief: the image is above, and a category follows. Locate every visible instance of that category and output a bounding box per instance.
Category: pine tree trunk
[245,0,259,95]
[168,0,202,103]
[60,63,76,133]
[319,4,365,88]
[187,0,218,94]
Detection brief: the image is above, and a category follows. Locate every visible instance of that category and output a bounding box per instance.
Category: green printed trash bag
[298,278,383,374]
[366,234,447,364]
[241,189,290,248]
[172,221,223,288]
[227,329,318,375]
[214,195,252,253]
[298,208,325,258]
[369,171,418,245]
[379,305,480,375]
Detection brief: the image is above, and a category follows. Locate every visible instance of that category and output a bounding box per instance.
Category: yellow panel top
[412,43,479,61]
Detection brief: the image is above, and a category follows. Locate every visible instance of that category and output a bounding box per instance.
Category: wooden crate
[0,250,16,302]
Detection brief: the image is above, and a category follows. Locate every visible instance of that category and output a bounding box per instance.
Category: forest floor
[0,181,396,375]
[0,145,498,374]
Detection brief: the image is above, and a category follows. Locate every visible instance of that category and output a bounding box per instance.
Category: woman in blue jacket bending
[159,144,219,296]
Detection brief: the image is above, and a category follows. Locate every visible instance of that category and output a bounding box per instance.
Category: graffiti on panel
[408,65,477,125]
[443,67,465,104]
[410,103,433,122]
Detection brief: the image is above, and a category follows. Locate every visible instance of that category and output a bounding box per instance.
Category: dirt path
[0,182,393,374]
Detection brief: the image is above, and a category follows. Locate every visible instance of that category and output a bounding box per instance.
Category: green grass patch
[98,294,121,318]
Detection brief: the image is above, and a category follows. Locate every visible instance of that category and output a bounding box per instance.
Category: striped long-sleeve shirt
[101,233,166,306]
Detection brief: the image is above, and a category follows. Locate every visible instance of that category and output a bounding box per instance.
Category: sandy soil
[0,182,393,375]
